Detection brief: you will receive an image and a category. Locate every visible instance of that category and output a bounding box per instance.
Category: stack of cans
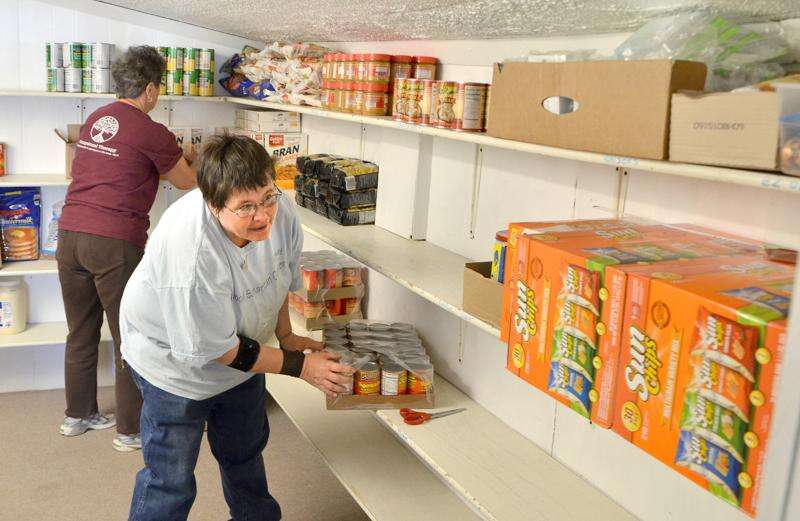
[46,42,113,94]
[159,47,215,97]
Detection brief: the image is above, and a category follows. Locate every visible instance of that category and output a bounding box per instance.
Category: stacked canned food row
[46,42,113,93]
[323,321,435,397]
[288,292,361,318]
[157,47,215,97]
[393,79,491,131]
[319,54,437,116]
[289,251,364,319]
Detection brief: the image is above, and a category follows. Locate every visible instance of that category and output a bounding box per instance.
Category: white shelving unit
[0,90,226,103]
[292,199,500,337]
[0,259,58,276]
[0,174,70,187]
[0,321,111,350]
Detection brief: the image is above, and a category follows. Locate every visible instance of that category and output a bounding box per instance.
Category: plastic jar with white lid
[0,277,28,335]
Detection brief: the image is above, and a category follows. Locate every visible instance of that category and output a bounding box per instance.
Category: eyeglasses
[226,189,283,219]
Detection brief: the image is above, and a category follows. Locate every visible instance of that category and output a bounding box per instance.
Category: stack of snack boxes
[500,218,794,516]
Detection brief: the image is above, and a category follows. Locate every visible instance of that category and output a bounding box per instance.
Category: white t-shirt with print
[120,188,303,400]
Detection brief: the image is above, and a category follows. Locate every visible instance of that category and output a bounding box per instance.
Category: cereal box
[264,133,308,190]
[612,255,794,516]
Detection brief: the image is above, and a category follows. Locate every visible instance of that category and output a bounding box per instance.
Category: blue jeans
[128,369,281,521]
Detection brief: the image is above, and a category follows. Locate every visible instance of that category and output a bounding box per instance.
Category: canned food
[427,81,442,126]
[380,363,408,396]
[301,264,324,291]
[47,67,65,92]
[336,353,357,395]
[90,43,113,68]
[183,48,198,71]
[419,80,434,125]
[81,69,92,94]
[303,300,325,319]
[435,81,458,129]
[324,266,343,288]
[182,69,199,96]
[407,361,434,394]
[46,42,63,68]
[81,45,92,70]
[197,48,214,70]
[166,47,184,71]
[485,86,492,128]
[159,70,167,95]
[91,68,111,94]
[198,69,214,96]
[342,263,361,286]
[454,82,489,132]
[166,69,184,95]
[355,362,381,395]
[412,56,437,80]
[405,79,424,124]
[392,78,408,121]
[344,298,360,315]
[64,68,83,93]
[361,82,389,116]
[62,43,84,68]
[325,299,344,317]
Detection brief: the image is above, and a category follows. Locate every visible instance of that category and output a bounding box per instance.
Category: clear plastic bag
[615,13,792,91]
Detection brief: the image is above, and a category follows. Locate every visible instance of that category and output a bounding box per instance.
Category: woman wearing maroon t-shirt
[56,46,197,452]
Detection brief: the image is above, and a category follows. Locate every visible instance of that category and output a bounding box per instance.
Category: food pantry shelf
[0,90,226,102]
[0,174,70,186]
[0,259,58,276]
[292,200,501,338]
[0,321,111,349]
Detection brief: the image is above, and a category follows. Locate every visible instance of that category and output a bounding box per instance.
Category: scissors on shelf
[399,407,466,425]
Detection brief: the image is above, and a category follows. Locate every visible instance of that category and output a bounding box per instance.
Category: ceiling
[102,0,800,42]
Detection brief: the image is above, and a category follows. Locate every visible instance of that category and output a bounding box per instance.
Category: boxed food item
[54,124,82,178]
[487,60,706,159]
[235,108,301,124]
[500,219,767,421]
[611,256,794,516]
[323,320,435,410]
[0,188,41,262]
[670,87,800,170]
[462,262,504,329]
[263,133,308,190]
[169,127,205,154]
[781,111,800,176]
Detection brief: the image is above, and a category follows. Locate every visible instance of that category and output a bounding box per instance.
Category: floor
[0,386,370,521]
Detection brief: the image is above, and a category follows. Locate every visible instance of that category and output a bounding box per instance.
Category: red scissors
[399,407,466,425]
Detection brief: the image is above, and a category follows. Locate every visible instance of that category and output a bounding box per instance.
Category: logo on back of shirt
[90,116,119,143]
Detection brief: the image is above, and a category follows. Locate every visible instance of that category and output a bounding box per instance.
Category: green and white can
[46,42,63,68]
[81,45,92,70]
[81,68,92,93]
[62,42,84,68]
[64,68,83,93]
[197,48,214,70]
[166,69,184,95]
[182,69,199,96]
[183,48,198,71]
[166,47,184,71]
[198,69,214,96]
[89,43,113,68]
[91,68,111,93]
[47,67,65,92]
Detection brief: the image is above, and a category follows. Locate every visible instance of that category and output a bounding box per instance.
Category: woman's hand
[279,332,324,352]
[300,352,355,397]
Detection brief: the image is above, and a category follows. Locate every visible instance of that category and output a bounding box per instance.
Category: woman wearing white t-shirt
[119,135,354,521]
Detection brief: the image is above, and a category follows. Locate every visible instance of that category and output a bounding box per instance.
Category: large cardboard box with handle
[486,60,707,160]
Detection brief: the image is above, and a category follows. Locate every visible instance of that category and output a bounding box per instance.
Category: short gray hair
[111,46,164,99]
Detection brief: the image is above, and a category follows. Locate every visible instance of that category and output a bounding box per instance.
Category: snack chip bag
[555,300,598,347]
[691,308,758,382]
[689,354,752,422]
[675,430,743,507]
[680,390,748,463]
[559,264,601,315]
[548,362,592,417]
[551,329,595,381]
[721,286,792,318]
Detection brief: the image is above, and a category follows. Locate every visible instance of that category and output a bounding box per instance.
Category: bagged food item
[325,188,377,210]
[689,354,752,422]
[548,361,592,417]
[329,161,379,191]
[559,264,601,316]
[675,430,743,506]
[691,308,758,382]
[327,205,376,226]
[680,390,748,463]
[554,300,598,348]
[551,329,595,381]
[41,200,65,257]
[0,188,41,262]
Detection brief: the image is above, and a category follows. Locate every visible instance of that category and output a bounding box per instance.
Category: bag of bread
[0,188,41,262]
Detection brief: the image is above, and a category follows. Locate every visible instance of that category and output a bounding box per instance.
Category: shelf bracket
[468,146,484,240]
[615,167,629,219]
[457,321,466,364]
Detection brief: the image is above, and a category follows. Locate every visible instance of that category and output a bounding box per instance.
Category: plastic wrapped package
[0,188,41,262]
[327,205,376,226]
[325,188,377,209]
[615,13,793,91]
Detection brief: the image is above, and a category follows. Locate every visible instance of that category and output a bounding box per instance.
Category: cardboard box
[326,389,434,410]
[487,60,707,159]
[55,124,82,179]
[462,262,504,329]
[235,116,301,133]
[612,256,794,516]
[235,108,300,124]
[293,284,364,302]
[670,88,800,170]
[264,133,308,190]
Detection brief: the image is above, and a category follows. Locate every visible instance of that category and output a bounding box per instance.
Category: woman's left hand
[279,332,324,352]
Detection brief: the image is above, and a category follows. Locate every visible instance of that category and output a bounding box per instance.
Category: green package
[680,389,748,463]
[551,328,595,382]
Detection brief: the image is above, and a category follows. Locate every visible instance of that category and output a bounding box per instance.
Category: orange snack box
[612,256,794,516]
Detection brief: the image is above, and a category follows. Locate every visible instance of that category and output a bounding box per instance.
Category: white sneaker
[59,412,116,437]
[112,434,142,452]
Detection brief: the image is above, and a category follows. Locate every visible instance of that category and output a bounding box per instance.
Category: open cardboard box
[462,262,503,329]
[54,124,82,179]
[487,59,707,160]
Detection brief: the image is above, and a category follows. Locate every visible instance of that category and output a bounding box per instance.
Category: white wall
[0,0,256,392]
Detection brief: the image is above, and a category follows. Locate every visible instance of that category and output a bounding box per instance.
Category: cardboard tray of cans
[323,320,435,410]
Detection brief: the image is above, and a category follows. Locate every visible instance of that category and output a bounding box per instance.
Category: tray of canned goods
[322,320,435,410]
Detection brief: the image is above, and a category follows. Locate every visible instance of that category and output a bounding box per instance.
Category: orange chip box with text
[612,256,794,516]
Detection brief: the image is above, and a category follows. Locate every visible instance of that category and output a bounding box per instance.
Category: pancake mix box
[612,256,794,516]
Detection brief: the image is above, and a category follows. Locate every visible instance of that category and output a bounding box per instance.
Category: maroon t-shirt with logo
[59,102,182,248]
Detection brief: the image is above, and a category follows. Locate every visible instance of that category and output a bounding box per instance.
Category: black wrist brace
[280,350,305,378]
[228,335,261,372]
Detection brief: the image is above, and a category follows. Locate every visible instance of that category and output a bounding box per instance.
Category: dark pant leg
[80,234,144,435]
[57,230,104,419]
[128,368,209,521]
[207,374,281,521]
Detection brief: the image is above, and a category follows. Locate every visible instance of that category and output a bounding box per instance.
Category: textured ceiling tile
[103,0,800,42]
